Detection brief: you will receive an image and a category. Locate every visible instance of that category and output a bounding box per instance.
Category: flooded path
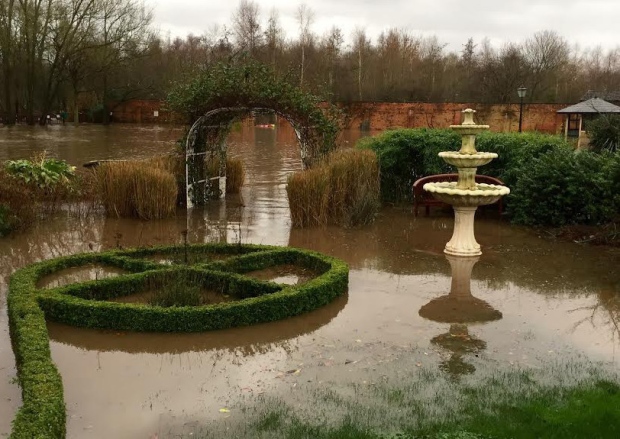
[1,124,619,438]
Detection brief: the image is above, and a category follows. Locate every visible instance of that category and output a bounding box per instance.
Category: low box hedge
[8,243,349,438]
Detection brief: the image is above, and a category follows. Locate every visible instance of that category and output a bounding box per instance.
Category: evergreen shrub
[357,129,458,202]
[8,243,348,438]
[357,128,619,227]
[509,149,620,227]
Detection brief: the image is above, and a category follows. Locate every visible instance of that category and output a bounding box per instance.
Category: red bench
[413,173,505,216]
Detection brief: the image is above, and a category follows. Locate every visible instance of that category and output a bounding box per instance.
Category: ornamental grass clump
[226,157,245,194]
[203,157,246,196]
[95,161,177,220]
[287,167,330,227]
[287,149,380,227]
[327,149,380,227]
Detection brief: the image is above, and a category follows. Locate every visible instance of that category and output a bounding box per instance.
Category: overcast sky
[144,0,620,53]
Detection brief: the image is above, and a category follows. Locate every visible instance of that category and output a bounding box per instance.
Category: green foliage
[5,157,76,190]
[415,380,620,439]
[357,128,459,202]
[509,149,619,226]
[7,244,348,438]
[167,59,341,167]
[229,376,620,439]
[475,131,573,188]
[357,128,620,227]
[587,114,620,153]
[148,273,203,307]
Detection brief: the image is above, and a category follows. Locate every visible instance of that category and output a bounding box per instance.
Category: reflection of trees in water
[0,214,103,282]
[569,288,620,340]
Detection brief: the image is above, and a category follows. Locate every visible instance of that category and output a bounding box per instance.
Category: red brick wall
[111,100,566,133]
[339,102,566,133]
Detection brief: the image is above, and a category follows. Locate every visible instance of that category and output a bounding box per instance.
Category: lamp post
[517,86,527,133]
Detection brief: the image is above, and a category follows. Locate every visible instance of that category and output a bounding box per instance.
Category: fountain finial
[461,109,476,126]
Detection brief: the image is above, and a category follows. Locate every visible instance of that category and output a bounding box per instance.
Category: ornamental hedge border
[8,243,349,439]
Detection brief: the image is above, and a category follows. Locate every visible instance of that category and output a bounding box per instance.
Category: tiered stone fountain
[424,109,510,256]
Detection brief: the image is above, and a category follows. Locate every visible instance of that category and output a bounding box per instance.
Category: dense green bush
[510,149,620,226]
[356,128,573,204]
[356,128,620,227]
[1,155,80,236]
[357,129,458,202]
[5,156,76,189]
[8,243,348,438]
[475,132,573,187]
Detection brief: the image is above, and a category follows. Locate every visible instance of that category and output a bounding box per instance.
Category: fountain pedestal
[423,109,510,256]
[445,206,480,256]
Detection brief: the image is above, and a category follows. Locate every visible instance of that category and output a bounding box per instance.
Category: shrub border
[8,243,349,438]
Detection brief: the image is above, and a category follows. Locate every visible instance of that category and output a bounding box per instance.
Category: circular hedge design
[7,243,348,438]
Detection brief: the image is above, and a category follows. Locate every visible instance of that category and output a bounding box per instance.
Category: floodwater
[1,123,620,438]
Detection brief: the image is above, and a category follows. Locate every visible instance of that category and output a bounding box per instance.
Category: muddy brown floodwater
[1,123,619,438]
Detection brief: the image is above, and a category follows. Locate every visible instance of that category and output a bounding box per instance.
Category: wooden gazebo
[557,97,620,148]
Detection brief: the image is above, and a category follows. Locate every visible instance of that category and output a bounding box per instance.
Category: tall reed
[226,158,245,194]
[203,157,246,196]
[287,167,330,227]
[95,161,177,219]
[327,149,380,227]
[287,149,380,228]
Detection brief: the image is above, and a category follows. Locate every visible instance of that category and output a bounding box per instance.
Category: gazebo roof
[557,97,620,114]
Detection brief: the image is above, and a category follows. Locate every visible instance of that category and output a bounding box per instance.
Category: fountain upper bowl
[439,151,497,168]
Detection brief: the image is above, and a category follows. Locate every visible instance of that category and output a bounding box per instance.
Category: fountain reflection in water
[424,109,510,256]
[419,255,502,379]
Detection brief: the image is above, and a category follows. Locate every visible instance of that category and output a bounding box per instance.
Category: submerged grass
[148,273,203,307]
[190,361,620,439]
[287,149,380,228]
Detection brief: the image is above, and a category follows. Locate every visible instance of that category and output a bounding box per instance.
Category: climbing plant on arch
[167,60,341,206]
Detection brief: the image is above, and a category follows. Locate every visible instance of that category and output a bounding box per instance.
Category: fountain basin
[423,182,510,207]
[438,151,497,167]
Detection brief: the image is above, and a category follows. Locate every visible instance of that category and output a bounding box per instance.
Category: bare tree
[296,3,314,87]
[322,26,343,93]
[478,42,527,103]
[264,8,283,70]
[353,27,369,101]
[17,0,54,124]
[94,0,153,124]
[524,30,569,101]
[232,0,261,56]
[0,0,16,123]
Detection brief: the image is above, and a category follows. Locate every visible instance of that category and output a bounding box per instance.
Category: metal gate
[185,121,227,208]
